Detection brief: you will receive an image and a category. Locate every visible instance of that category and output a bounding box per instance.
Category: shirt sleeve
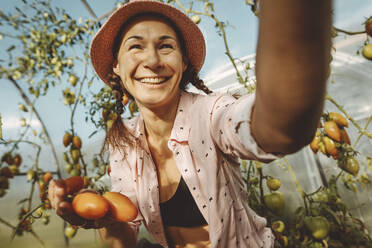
[109,147,143,238]
[210,93,283,163]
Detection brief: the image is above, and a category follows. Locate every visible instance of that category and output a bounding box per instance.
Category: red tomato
[103,192,138,222]
[324,121,341,142]
[72,192,110,220]
[64,176,85,195]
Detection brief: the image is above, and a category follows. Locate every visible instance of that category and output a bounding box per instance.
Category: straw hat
[90,0,206,86]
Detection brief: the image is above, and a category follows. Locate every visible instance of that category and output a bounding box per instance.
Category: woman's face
[113,16,187,109]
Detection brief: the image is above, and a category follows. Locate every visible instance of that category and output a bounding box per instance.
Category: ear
[182,57,189,72]
[113,60,120,75]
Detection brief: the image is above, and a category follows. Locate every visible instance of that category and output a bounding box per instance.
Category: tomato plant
[0,1,371,248]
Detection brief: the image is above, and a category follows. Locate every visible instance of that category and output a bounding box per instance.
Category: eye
[128,44,141,50]
[159,43,174,49]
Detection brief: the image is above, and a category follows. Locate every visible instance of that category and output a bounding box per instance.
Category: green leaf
[7,45,16,52]
[88,130,98,139]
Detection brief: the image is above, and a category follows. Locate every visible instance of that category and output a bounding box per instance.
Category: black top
[159,177,207,227]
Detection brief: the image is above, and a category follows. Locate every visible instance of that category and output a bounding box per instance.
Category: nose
[142,46,162,70]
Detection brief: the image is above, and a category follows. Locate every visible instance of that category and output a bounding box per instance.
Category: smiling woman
[48,0,332,247]
[113,15,187,109]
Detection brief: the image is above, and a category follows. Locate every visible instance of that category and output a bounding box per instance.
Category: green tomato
[191,15,201,24]
[271,220,285,233]
[304,216,330,240]
[68,74,78,87]
[64,226,77,239]
[362,43,372,60]
[266,178,281,191]
[264,192,285,216]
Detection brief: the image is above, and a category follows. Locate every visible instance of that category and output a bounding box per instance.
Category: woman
[48,0,332,247]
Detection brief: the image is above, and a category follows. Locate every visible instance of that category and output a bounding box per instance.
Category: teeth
[140,77,166,84]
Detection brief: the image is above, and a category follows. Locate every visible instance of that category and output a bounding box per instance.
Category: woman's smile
[135,76,171,88]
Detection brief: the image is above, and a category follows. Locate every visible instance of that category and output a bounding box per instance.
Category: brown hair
[104,13,212,153]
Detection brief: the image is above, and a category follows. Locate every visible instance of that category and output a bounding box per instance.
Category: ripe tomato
[64,176,85,195]
[340,128,351,145]
[42,172,53,183]
[103,192,138,222]
[322,136,338,158]
[122,94,129,106]
[324,121,341,142]
[72,192,110,220]
[310,133,321,153]
[329,112,348,128]
[13,154,22,167]
[0,166,14,179]
[63,132,72,147]
[102,109,110,121]
[72,136,82,149]
[366,17,372,37]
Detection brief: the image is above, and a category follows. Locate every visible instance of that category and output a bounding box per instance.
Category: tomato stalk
[10,202,45,243]
[352,114,372,149]
[282,158,305,197]
[333,26,365,36]
[7,76,62,180]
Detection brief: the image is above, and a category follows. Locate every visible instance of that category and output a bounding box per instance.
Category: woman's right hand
[48,179,116,229]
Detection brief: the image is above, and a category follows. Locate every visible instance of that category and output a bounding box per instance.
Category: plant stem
[352,114,372,149]
[0,217,15,228]
[333,27,365,36]
[70,63,89,176]
[29,229,46,248]
[10,202,45,241]
[174,0,246,87]
[8,77,62,179]
[282,158,305,197]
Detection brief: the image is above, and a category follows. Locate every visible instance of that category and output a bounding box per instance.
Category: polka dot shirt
[109,91,281,248]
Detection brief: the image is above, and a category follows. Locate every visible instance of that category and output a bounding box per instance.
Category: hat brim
[90,0,206,86]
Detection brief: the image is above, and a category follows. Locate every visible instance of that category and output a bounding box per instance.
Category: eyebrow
[123,35,177,44]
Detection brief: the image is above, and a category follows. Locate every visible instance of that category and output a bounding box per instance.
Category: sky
[1,0,372,173]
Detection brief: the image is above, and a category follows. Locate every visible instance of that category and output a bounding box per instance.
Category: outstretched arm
[252,0,332,154]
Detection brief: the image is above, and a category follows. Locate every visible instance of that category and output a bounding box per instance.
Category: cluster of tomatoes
[26,170,53,209]
[62,132,83,176]
[310,112,359,176]
[0,153,22,198]
[264,177,289,246]
[59,176,137,238]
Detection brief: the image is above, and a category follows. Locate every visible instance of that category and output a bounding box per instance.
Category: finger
[48,179,66,209]
[57,201,86,227]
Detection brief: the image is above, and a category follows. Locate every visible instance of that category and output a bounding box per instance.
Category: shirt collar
[127,90,192,143]
[169,90,192,143]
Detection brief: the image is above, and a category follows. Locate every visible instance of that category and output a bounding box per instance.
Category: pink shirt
[109,91,281,248]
